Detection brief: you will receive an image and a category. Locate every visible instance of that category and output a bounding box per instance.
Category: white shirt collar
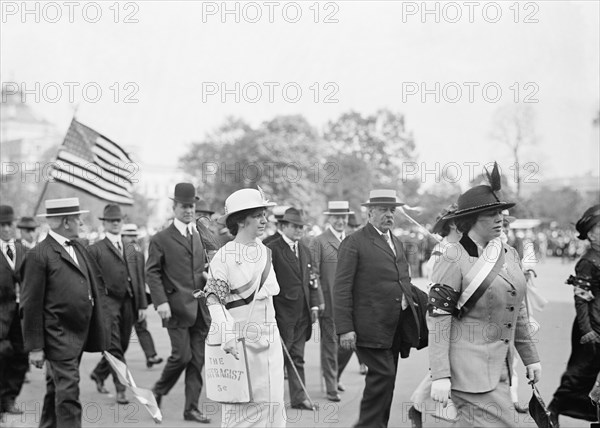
[173,218,194,237]
[49,230,71,247]
[0,238,15,248]
[327,225,344,241]
[281,233,296,248]
[105,232,121,245]
[371,224,391,239]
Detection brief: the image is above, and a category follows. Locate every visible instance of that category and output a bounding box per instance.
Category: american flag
[50,119,135,205]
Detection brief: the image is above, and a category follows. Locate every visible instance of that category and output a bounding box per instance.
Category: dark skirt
[549,320,600,421]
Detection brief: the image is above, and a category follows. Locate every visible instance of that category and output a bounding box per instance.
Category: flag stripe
[93,142,132,169]
[51,169,134,205]
[77,122,132,162]
[93,151,134,183]
[94,135,132,162]
[56,151,131,194]
[53,161,132,201]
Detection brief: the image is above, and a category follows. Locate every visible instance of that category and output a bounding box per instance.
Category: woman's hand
[525,362,542,384]
[431,378,451,407]
[223,338,239,360]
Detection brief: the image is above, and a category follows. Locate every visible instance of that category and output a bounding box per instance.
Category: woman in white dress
[204,188,286,427]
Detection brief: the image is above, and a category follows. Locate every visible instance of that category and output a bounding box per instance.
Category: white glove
[207,304,236,346]
[431,378,452,407]
[525,362,542,384]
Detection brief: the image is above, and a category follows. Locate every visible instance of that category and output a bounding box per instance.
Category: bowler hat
[122,223,139,236]
[432,203,458,235]
[37,198,89,217]
[281,207,308,227]
[323,201,354,216]
[195,200,215,216]
[0,205,15,223]
[348,213,361,228]
[219,186,276,224]
[17,216,39,229]
[575,204,600,240]
[361,189,404,207]
[99,204,123,221]
[170,183,199,204]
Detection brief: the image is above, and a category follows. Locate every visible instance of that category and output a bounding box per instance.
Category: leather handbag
[528,384,557,428]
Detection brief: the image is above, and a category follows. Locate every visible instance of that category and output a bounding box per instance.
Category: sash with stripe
[456,237,505,318]
[225,249,272,310]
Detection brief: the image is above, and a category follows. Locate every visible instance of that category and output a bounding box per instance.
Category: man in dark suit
[0,205,28,416]
[263,205,289,245]
[334,190,424,428]
[309,201,354,402]
[20,198,108,428]
[147,183,211,424]
[268,207,324,410]
[88,205,147,404]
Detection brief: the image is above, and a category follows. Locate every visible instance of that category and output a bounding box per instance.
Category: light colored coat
[427,240,539,393]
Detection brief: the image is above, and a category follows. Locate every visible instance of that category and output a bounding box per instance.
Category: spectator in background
[16,217,40,250]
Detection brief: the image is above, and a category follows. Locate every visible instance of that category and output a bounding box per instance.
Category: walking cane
[280,338,319,411]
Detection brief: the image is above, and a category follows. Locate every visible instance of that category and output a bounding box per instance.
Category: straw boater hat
[218,187,276,224]
[575,204,600,240]
[444,162,515,220]
[280,207,308,226]
[122,224,139,236]
[17,216,39,229]
[361,189,404,207]
[323,201,354,216]
[170,183,199,204]
[432,203,458,235]
[0,205,15,223]
[37,198,89,217]
[195,200,215,216]
[98,204,123,221]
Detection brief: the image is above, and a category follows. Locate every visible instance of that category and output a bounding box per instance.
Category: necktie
[291,242,298,258]
[115,241,122,254]
[6,246,14,261]
[383,233,396,256]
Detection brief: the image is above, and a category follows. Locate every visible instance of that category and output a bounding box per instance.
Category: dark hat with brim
[37,198,89,217]
[575,204,600,240]
[99,204,123,221]
[361,189,404,207]
[444,185,515,220]
[0,205,15,223]
[195,200,215,216]
[170,183,200,204]
[281,207,308,226]
[432,203,458,235]
[347,213,361,227]
[17,216,39,229]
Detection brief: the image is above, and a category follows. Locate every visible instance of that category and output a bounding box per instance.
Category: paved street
[2,257,593,427]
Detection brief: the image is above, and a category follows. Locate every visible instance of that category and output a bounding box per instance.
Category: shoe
[513,401,528,414]
[359,363,368,375]
[146,355,163,369]
[3,403,22,415]
[183,409,211,423]
[549,408,560,428]
[90,373,109,394]
[408,405,423,428]
[152,389,162,409]
[337,382,345,392]
[116,391,129,405]
[291,400,316,411]
[326,392,341,402]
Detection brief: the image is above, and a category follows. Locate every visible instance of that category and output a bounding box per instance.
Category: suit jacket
[0,241,24,342]
[146,223,210,329]
[309,229,342,319]
[267,234,323,340]
[262,230,281,246]
[88,238,147,314]
[334,223,423,350]
[427,235,540,393]
[20,235,108,360]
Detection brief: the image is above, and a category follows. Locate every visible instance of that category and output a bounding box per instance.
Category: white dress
[208,239,286,428]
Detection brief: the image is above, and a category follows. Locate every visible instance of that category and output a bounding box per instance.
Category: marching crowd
[1,162,599,428]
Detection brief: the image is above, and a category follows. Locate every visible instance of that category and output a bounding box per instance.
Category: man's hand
[339,331,356,351]
[580,331,600,344]
[431,378,451,407]
[525,362,542,384]
[29,349,45,369]
[311,308,319,323]
[223,338,239,360]
[138,309,147,322]
[156,302,171,321]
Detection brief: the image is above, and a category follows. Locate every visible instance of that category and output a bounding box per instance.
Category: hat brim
[218,202,277,225]
[0,217,15,223]
[196,211,215,216]
[444,202,516,220]
[323,211,355,216]
[432,217,451,235]
[170,196,200,204]
[361,202,405,207]
[38,210,90,217]
[98,217,124,221]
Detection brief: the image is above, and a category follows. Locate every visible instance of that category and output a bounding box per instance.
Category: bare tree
[490,104,537,199]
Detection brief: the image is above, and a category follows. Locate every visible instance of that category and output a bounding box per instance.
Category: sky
[1,0,599,188]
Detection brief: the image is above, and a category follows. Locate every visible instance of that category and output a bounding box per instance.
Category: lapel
[0,249,11,271]
[47,235,86,276]
[367,223,396,260]
[15,242,24,270]
[168,223,193,255]
[103,237,124,262]
[324,229,341,252]
[277,236,301,277]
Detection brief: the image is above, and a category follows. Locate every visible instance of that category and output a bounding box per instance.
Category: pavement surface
[1,257,595,427]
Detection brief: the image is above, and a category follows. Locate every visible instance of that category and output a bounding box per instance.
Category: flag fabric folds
[103,351,162,423]
[50,119,135,205]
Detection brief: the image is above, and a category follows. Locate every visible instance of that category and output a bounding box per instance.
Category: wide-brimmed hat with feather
[445,162,515,219]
